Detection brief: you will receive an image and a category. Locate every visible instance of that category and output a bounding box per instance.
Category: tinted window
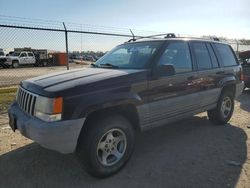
[207,43,219,68]
[158,42,192,73]
[28,53,34,57]
[214,44,237,66]
[20,53,27,57]
[193,42,212,70]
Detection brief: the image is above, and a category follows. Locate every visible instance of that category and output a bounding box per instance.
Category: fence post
[63,22,69,70]
[236,40,239,56]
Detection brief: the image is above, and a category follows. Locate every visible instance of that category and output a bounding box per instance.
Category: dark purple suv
[8,37,244,177]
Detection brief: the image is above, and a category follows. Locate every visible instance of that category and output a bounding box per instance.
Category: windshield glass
[95,41,162,69]
[11,52,20,57]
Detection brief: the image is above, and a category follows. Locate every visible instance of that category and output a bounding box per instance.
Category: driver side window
[158,42,192,74]
[20,53,27,57]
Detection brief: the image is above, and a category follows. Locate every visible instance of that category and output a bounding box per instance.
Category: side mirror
[155,64,175,77]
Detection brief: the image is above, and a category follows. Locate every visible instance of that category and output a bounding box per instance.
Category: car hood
[21,68,148,97]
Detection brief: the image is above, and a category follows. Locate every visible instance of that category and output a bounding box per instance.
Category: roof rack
[164,33,176,38]
[127,33,175,42]
[127,33,220,42]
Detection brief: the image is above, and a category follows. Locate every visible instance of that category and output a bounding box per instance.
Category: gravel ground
[0,90,249,188]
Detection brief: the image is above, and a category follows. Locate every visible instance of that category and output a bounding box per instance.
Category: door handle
[187,75,198,80]
[216,71,225,74]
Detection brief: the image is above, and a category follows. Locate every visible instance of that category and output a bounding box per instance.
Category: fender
[218,75,236,88]
[64,90,143,120]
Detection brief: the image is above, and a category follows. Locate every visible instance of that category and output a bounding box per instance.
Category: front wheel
[207,90,234,125]
[76,114,135,177]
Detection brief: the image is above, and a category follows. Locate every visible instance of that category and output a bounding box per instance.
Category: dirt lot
[0,90,250,188]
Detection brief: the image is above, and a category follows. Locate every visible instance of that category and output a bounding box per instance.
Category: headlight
[34,96,63,122]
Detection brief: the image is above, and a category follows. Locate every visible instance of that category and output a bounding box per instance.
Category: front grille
[16,87,38,116]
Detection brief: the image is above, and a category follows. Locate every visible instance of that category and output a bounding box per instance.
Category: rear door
[27,52,36,64]
[144,41,201,129]
[190,41,222,107]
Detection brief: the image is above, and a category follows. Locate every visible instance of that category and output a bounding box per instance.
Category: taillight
[240,68,244,81]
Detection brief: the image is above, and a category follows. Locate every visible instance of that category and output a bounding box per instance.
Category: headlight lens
[34,96,63,122]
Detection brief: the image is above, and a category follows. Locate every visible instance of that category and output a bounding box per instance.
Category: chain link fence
[0,15,250,114]
[0,15,157,114]
[0,16,149,88]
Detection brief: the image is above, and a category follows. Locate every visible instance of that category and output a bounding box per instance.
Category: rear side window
[206,43,219,68]
[192,42,212,70]
[214,44,237,67]
[28,53,34,57]
[158,42,192,73]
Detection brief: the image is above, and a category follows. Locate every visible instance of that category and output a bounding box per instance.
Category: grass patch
[0,87,17,114]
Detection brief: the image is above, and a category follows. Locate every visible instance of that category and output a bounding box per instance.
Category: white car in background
[0,51,36,68]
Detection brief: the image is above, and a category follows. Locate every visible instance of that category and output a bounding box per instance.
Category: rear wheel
[12,61,19,68]
[76,113,135,177]
[207,90,234,125]
[43,61,48,67]
[245,83,250,89]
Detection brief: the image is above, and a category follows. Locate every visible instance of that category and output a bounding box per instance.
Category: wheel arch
[83,103,140,132]
[219,76,237,97]
[76,103,141,145]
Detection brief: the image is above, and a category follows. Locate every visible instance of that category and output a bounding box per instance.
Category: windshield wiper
[99,63,119,69]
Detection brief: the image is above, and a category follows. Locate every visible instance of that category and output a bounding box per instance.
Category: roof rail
[126,33,221,42]
[127,33,174,42]
[212,37,220,41]
[164,33,176,38]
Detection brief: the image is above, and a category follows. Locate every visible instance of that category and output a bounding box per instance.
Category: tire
[76,113,135,177]
[245,83,250,89]
[207,90,234,125]
[12,61,19,68]
[43,61,48,67]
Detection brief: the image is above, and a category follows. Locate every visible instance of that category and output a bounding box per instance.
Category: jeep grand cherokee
[8,37,244,177]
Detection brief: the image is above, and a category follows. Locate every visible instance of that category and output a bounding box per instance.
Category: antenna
[128,29,136,42]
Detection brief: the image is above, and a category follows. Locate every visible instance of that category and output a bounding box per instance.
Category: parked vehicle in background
[241,58,250,88]
[0,51,36,68]
[8,35,244,177]
[33,49,54,67]
[85,55,96,62]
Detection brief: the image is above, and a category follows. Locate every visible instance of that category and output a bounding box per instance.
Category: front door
[19,52,28,64]
[144,41,200,129]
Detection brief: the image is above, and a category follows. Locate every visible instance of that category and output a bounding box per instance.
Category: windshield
[11,52,20,57]
[95,41,162,69]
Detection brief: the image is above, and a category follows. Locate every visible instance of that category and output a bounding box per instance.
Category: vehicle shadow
[237,89,250,112]
[0,116,247,188]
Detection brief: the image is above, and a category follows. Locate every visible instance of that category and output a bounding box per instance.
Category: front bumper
[8,102,85,154]
[0,60,11,67]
